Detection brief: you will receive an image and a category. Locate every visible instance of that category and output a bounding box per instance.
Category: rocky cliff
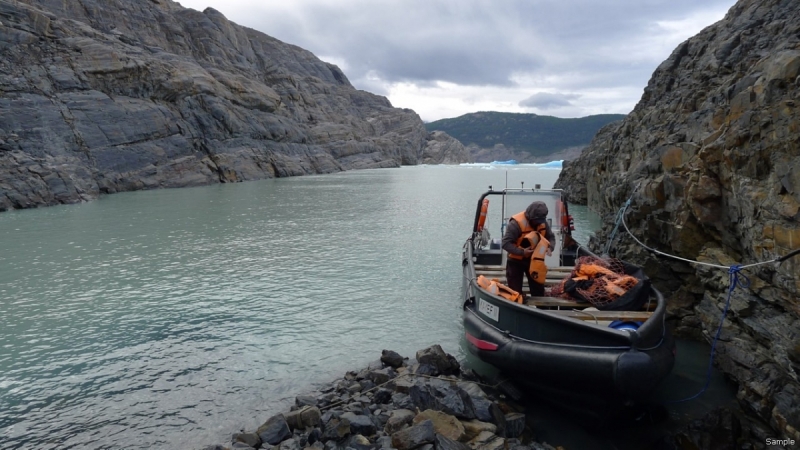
[555,0,800,440]
[0,0,470,211]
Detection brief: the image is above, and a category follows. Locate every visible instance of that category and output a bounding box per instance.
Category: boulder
[231,432,261,448]
[381,350,405,368]
[391,419,435,450]
[412,410,465,442]
[285,406,322,431]
[415,346,460,376]
[460,420,496,442]
[257,414,292,446]
[408,381,475,420]
[433,434,471,450]
[341,412,377,437]
[385,409,416,435]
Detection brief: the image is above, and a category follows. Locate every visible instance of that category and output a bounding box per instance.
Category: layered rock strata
[555,0,799,439]
[0,0,469,211]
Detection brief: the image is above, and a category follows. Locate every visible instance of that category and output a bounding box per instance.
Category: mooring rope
[606,195,796,402]
[667,265,750,403]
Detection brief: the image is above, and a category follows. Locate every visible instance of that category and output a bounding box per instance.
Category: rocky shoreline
[202,345,554,450]
[201,345,781,450]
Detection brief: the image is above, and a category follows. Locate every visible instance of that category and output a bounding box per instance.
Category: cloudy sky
[177,0,737,122]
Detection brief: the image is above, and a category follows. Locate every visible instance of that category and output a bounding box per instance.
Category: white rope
[619,201,785,271]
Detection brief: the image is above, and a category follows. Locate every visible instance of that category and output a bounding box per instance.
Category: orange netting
[549,256,639,307]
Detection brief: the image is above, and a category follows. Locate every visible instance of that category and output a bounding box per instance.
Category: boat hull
[463,302,675,403]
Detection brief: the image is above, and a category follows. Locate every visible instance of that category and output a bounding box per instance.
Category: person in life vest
[501,201,556,297]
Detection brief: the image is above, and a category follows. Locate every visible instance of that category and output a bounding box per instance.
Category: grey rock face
[0,0,469,211]
[554,0,800,440]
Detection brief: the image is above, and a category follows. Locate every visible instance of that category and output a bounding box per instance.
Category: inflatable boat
[461,187,675,414]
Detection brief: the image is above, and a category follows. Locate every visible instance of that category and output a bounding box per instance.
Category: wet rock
[232,432,261,448]
[287,406,322,431]
[466,431,503,450]
[375,435,394,449]
[433,434,471,450]
[385,409,416,435]
[412,410,465,442]
[368,367,398,386]
[307,427,322,445]
[341,412,377,436]
[277,438,300,450]
[257,414,292,446]
[408,381,476,420]
[393,378,415,395]
[391,419,435,450]
[415,346,460,376]
[321,417,351,442]
[381,350,405,368]
[392,393,415,410]
[410,364,438,376]
[346,434,374,450]
[373,388,393,405]
[460,420,496,441]
[504,413,526,439]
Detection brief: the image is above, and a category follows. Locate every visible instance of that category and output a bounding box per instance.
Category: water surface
[0,164,568,449]
[0,164,733,449]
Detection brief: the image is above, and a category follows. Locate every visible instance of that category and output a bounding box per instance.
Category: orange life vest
[476,275,523,304]
[507,211,547,261]
[523,231,550,285]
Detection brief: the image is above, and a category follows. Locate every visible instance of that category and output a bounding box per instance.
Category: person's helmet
[525,201,548,221]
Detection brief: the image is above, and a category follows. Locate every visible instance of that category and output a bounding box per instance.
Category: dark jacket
[502,216,555,259]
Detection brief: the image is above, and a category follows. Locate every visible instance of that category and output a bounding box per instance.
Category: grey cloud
[519,92,580,109]
[230,0,734,87]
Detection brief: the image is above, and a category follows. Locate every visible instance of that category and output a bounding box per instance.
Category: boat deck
[473,264,655,322]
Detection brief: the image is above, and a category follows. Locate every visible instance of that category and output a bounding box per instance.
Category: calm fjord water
[1,165,585,449]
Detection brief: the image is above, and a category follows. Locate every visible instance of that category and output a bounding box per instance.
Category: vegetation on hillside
[425,111,626,157]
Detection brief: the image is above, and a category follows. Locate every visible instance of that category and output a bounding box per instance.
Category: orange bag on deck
[476,275,524,304]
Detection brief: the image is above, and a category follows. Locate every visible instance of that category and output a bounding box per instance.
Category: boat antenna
[505,171,508,189]
[521,181,524,190]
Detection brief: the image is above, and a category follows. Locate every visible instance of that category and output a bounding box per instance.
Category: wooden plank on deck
[525,297,657,311]
[545,310,653,322]
[525,297,590,308]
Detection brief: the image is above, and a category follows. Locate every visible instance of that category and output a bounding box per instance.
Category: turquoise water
[0,164,582,449]
[0,164,734,449]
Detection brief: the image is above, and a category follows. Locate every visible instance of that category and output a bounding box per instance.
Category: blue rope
[667,265,750,403]
[603,197,631,255]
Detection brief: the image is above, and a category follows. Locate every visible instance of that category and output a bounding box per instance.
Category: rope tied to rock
[603,197,631,256]
[668,264,750,403]
[603,192,800,403]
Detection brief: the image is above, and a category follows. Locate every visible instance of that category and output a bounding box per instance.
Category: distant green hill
[425,111,626,158]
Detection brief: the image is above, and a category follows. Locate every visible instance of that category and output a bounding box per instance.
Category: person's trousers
[506,258,545,298]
